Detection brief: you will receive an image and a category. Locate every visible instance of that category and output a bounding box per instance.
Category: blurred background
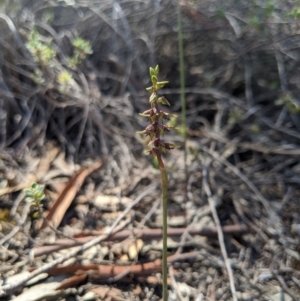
[2,0,300,159]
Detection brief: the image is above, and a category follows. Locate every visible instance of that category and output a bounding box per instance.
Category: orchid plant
[138,66,176,300]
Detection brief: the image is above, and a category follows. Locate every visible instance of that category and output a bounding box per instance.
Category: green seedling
[24,183,45,218]
[57,70,74,93]
[286,7,300,19]
[26,29,56,65]
[228,108,244,125]
[276,92,300,114]
[68,36,93,68]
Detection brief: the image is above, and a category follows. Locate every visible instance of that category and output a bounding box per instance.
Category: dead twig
[0,184,157,296]
[32,224,249,258]
[200,145,277,225]
[42,159,106,229]
[0,203,31,246]
[169,265,185,301]
[274,47,288,127]
[53,251,202,290]
[202,160,238,301]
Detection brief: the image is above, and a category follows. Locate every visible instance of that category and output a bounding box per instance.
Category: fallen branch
[202,161,238,301]
[0,184,156,297]
[43,159,106,229]
[33,224,249,257]
[50,251,202,290]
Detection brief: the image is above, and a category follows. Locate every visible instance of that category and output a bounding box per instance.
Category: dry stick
[10,191,25,216]
[232,198,269,242]
[262,117,300,141]
[274,47,287,127]
[33,224,249,257]
[174,203,214,256]
[4,100,34,147]
[0,184,156,297]
[190,128,300,156]
[177,0,188,225]
[200,145,276,222]
[275,274,298,301]
[106,261,136,283]
[74,103,89,160]
[35,224,247,257]
[138,197,161,227]
[169,265,185,301]
[0,203,31,246]
[202,162,238,301]
[243,54,254,107]
[0,13,27,55]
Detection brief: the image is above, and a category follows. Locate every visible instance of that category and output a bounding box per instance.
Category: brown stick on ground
[43,159,105,229]
[202,160,238,301]
[33,224,249,257]
[52,251,202,290]
[0,184,156,297]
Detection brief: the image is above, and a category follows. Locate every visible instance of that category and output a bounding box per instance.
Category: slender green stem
[177,0,188,224]
[177,1,186,140]
[160,165,168,301]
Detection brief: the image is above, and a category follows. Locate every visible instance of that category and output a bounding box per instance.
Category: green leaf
[286,8,300,19]
[155,65,159,75]
[25,197,34,203]
[149,67,155,77]
[165,143,177,150]
[151,75,157,85]
[24,188,34,196]
[152,156,159,169]
[72,37,93,54]
[150,116,156,123]
[139,112,150,118]
[161,145,166,153]
[275,99,283,105]
[146,87,153,93]
[156,81,169,89]
[36,193,45,201]
[23,183,45,204]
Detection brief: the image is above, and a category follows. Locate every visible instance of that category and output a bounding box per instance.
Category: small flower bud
[164,143,177,150]
[138,65,177,162]
[149,93,157,104]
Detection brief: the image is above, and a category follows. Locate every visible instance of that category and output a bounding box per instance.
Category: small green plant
[26,29,56,66]
[24,183,45,218]
[216,6,226,20]
[25,29,93,97]
[228,108,244,124]
[276,92,300,114]
[57,70,74,93]
[138,66,176,300]
[265,0,275,19]
[68,37,93,68]
[30,69,45,85]
[250,124,261,134]
[286,7,300,19]
[249,15,260,29]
